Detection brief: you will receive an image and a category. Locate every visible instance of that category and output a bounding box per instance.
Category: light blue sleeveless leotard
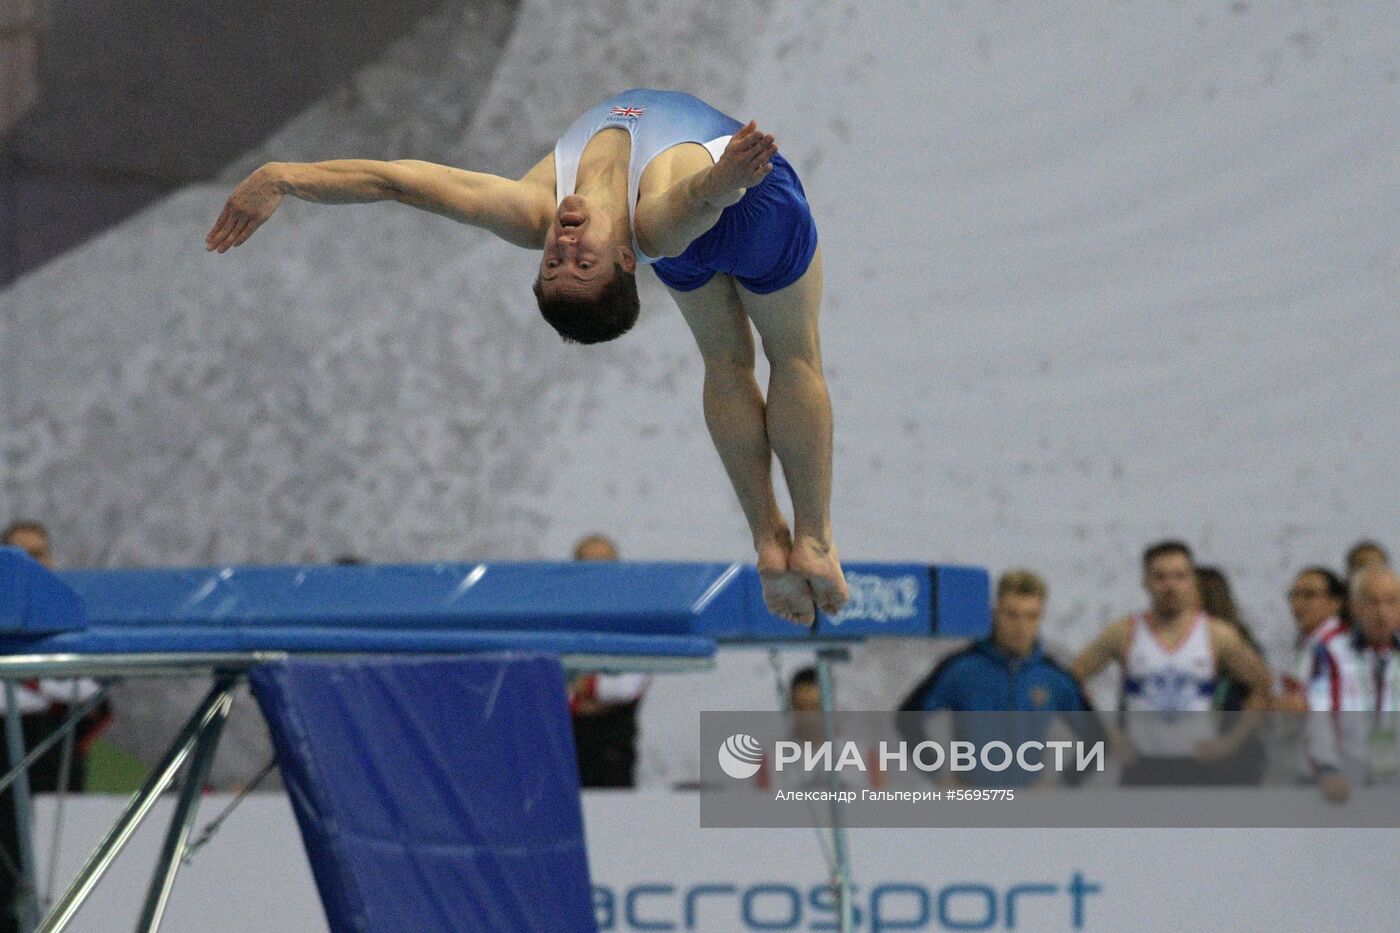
[553,89,818,294]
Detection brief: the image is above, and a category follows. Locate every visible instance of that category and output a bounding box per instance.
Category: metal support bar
[135,683,233,933]
[0,654,286,680]
[43,716,77,911]
[0,650,711,680]
[0,687,112,798]
[37,678,240,933]
[815,650,854,933]
[5,683,39,933]
[182,757,278,867]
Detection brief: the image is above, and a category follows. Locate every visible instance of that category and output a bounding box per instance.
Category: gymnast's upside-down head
[533,194,641,344]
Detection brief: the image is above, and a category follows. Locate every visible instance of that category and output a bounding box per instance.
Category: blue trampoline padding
[933,565,993,638]
[696,562,992,640]
[250,655,597,933]
[0,547,86,635]
[55,562,749,634]
[3,559,990,646]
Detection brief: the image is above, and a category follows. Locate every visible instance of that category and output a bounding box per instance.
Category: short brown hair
[533,265,640,344]
[573,533,619,561]
[1346,540,1389,573]
[2,520,47,546]
[996,568,1047,601]
[1142,539,1193,571]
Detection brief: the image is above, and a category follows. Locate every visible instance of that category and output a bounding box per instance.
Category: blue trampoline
[0,547,989,933]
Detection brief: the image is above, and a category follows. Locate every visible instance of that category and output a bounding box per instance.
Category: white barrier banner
[585,792,1399,932]
[29,791,1400,932]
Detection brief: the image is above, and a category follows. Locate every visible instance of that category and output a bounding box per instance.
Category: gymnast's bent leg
[664,273,820,624]
[736,246,848,615]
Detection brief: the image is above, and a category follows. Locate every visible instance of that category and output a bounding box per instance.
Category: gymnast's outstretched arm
[205,158,554,253]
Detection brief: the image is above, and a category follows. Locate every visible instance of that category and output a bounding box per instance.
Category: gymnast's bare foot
[757,532,816,626]
[789,535,848,616]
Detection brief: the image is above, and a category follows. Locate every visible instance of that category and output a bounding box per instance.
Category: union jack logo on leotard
[610,106,646,118]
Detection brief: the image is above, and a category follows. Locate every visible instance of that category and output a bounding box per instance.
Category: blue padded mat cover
[250,655,597,933]
[0,547,85,635]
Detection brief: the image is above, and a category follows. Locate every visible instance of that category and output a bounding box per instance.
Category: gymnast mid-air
[206,88,847,624]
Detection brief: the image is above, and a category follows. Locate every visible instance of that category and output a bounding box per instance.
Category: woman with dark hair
[1195,565,1268,784]
[1279,566,1347,712]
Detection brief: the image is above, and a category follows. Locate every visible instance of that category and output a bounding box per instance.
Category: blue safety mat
[250,655,597,933]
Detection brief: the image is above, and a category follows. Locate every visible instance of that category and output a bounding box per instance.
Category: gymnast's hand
[206,165,285,253]
[694,121,777,208]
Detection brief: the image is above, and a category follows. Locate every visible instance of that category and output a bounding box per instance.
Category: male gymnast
[206,88,846,624]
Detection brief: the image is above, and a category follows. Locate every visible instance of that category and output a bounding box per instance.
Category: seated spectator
[568,534,649,788]
[899,569,1100,785]
[1304,565,1400,802]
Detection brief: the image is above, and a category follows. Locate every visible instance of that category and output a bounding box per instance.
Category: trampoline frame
[1,650,714,933]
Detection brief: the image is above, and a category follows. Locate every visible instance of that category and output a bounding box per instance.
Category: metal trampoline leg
[134,680,232,933]
[36,677,238,933]
[815,651,854,933]
[4,683,38,933]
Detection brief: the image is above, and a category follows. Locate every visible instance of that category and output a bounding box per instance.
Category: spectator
[789,666,821,713]
[0,522,111,933]
[787,666,825,745]
[1304,565,1400,802]
[0,522,111,790]
[1345,540,1389,578]
[1,523,50,568]
[1194,565,1267,783]
[1071,541,1271,785]
[755,666,883,790]
[567,534,649,788]
[898,569,1101,786]
[1279,567,1347,712]
[573,533,618,562]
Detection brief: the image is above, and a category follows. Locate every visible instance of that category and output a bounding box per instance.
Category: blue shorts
[650,153,818,295]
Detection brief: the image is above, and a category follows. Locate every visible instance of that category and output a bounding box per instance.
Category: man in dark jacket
[898,569,1100,785]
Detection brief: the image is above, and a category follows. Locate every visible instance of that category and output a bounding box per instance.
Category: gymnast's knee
[701,358,765,410]
[701,349,757,381]
[762,344,824,380]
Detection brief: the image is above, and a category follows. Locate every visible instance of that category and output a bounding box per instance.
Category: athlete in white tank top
[1071,543,1273,767]
[1122,611,1216,715]
[1122,610,1218,756]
